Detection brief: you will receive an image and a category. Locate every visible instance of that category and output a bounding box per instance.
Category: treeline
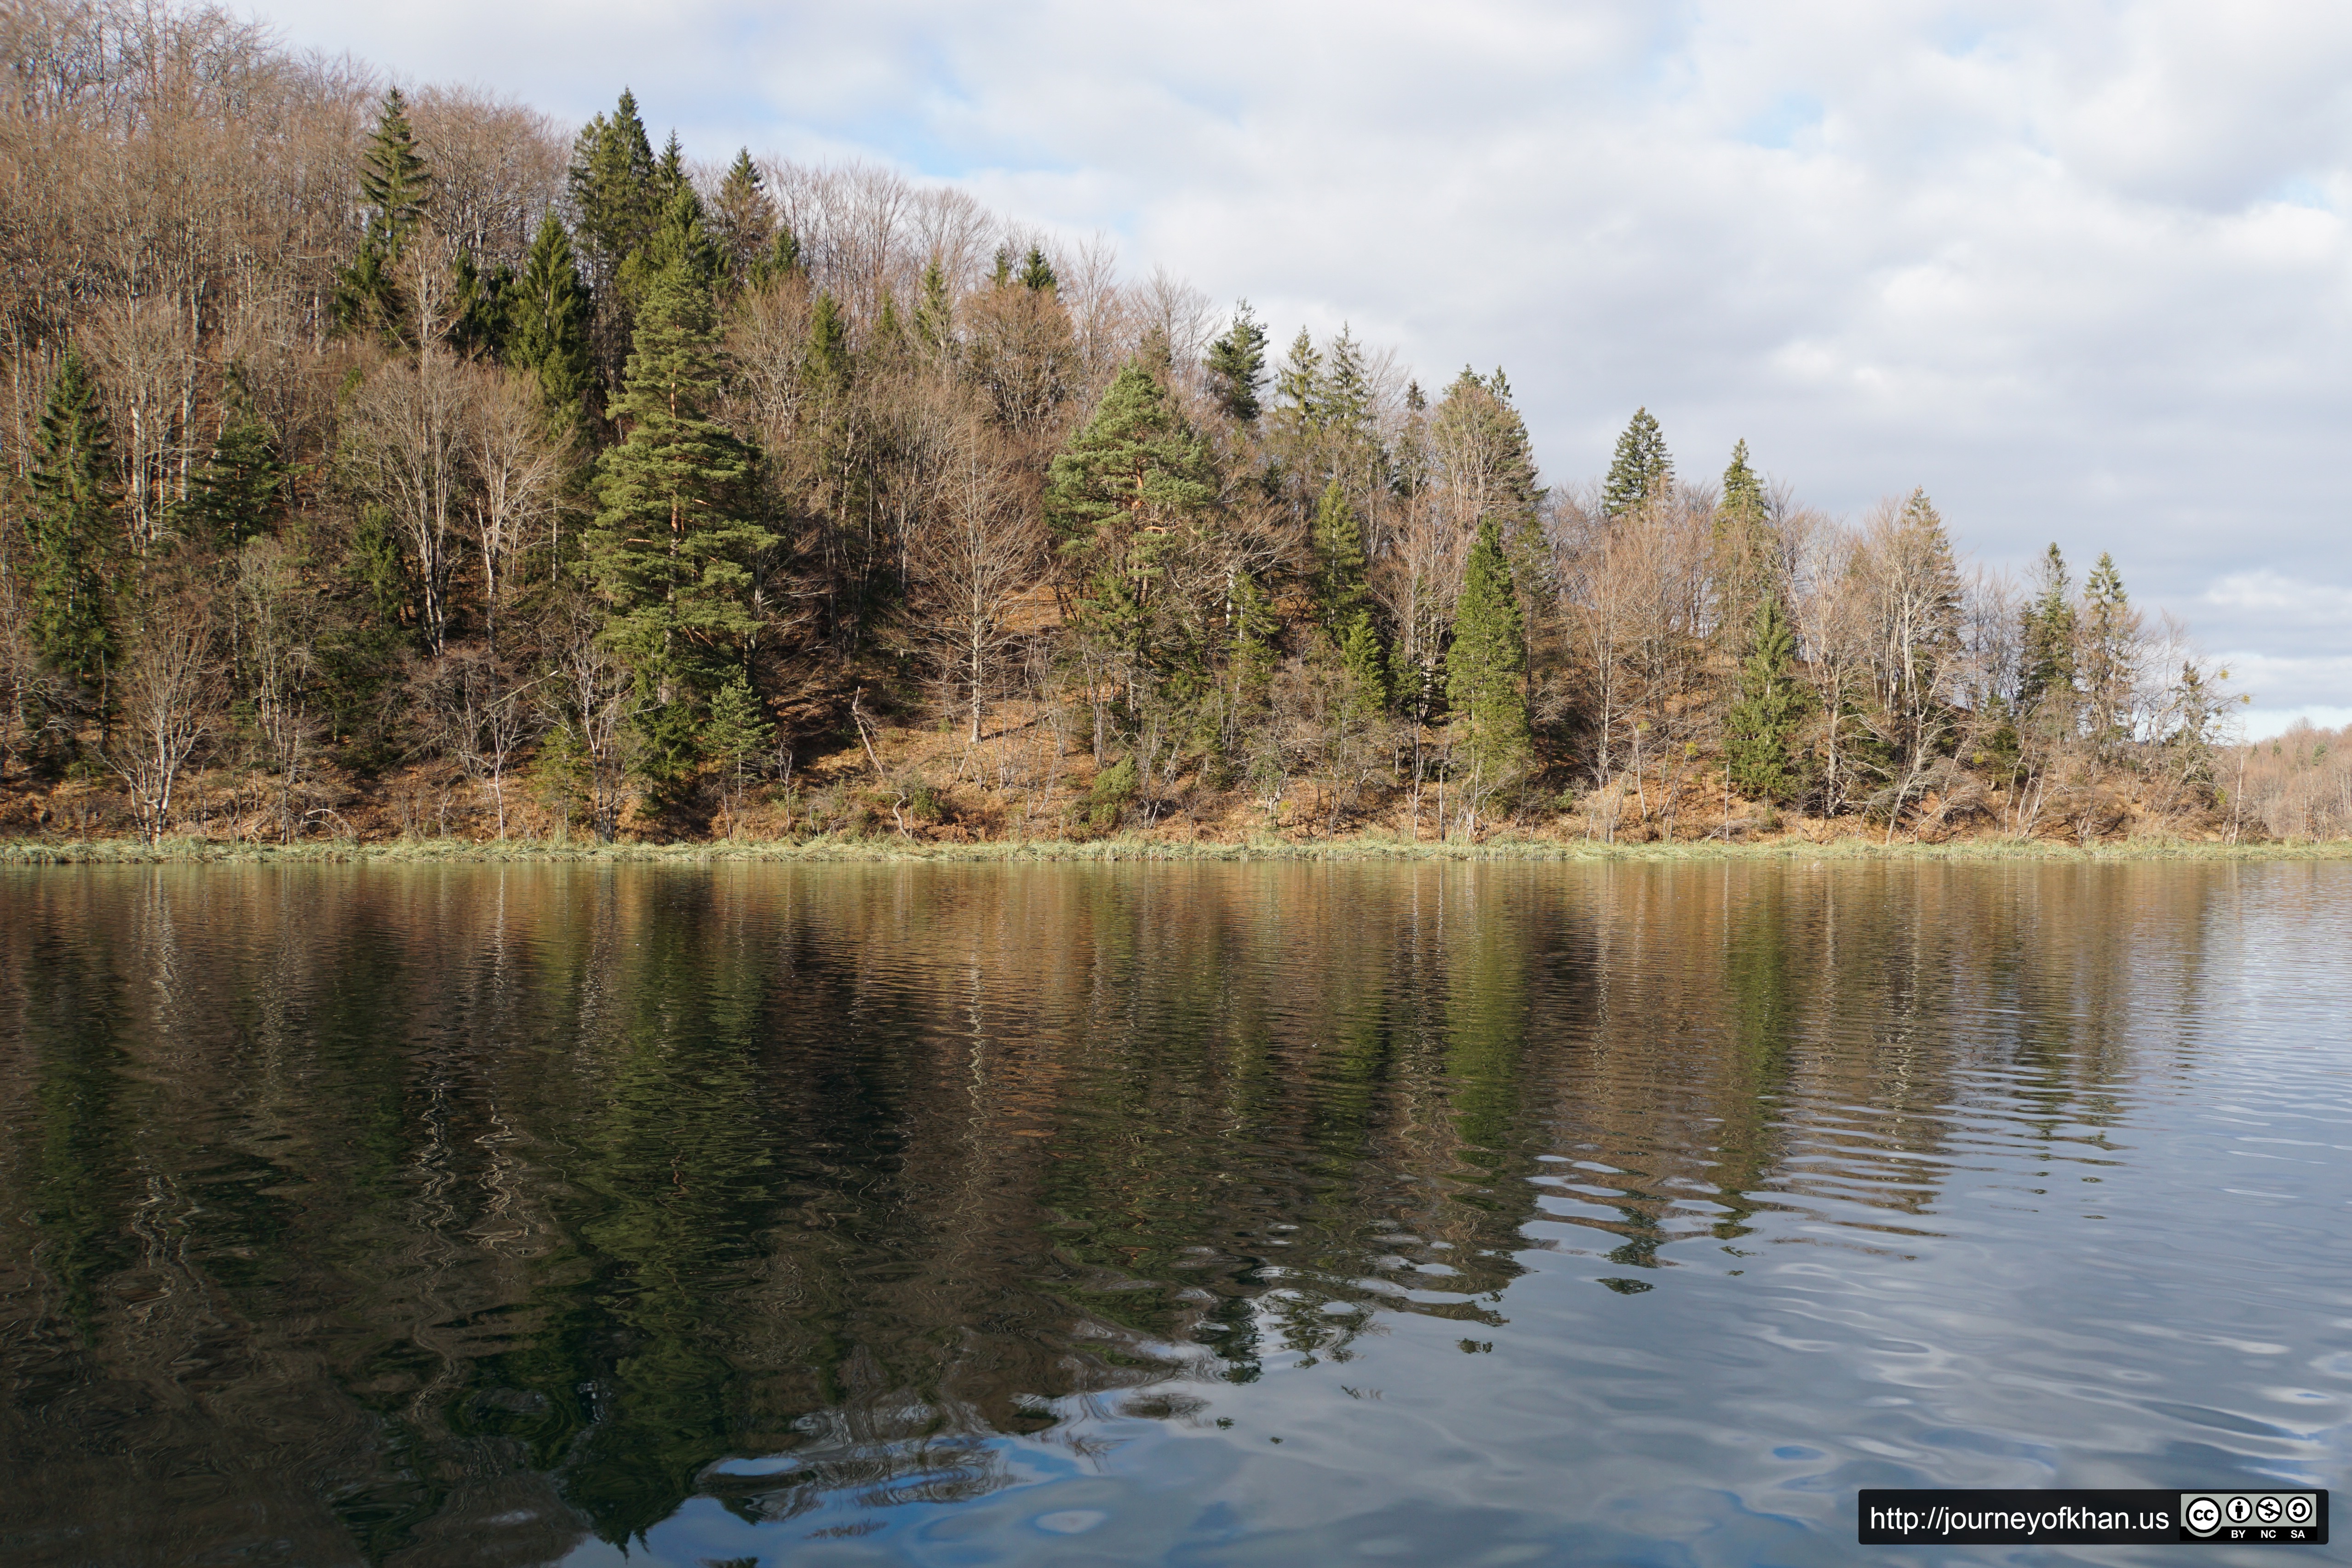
[0,0,2246,844]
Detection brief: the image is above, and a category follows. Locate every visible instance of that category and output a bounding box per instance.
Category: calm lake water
[1,861,2346,1567]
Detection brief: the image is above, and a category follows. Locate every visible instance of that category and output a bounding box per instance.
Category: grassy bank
[5,833,2347,867]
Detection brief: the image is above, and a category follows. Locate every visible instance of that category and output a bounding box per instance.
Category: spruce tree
[567,90,658,287]
[2081,551,2135,752]
[173,367,285,550]
[1312,479,1368,627]
[504,213,595,440]
[710,151,775,289]
[1204,300,1267,424]
[1714,437,1779,635]
[1274,328,1322,428]
[1603,406,1673,517]
[333,89,432,338]
[749,224,802,292]
[25,349,119,684]
[1724,591,1809,803]
[2018,544,2075,718]
[805,291,851,399]
[1446,518,1531,781]
[1018,247,1057,293]
[583,200,774,790]
[913,257,953,360]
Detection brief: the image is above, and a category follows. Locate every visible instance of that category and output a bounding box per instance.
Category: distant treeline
[0,0,2247,844]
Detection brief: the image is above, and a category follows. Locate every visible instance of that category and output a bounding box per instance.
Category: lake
[0,860,2345,1566]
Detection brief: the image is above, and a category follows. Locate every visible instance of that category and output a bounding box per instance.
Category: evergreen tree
[1724,591,1810,803]
[173,367,285,550]
[333,89,432,338]
[1045,360,1217,565]
[748,224,802,292]
[567,90,659,287]
[1603,406,1673,517]
[356,88,430,247]
[24,349,119,684]
[804,291,850,399]
[1228,566,1277,698]
[1714,437,1779,635]
[2081,551,2136,752]
[1204,300,1267,424]
[913,257,953,360]
[1312,479,1368,627]
[1274,328,1322,428]
[448,250,512,360]
[2018,543,2075,718]
[503,213,596,440]
[709,150,775,290]
[1445,518,1531,781]
[1720,437,1764,520]
[704,672,773,823]
[583,201,774,792]
[1018,246,1057,293]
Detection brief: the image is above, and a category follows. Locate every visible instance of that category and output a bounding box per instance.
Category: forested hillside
[0,0,2276,848]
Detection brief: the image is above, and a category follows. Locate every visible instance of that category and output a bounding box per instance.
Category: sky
[254,0,2352,736]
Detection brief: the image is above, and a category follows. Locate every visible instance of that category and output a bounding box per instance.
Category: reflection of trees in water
[0,862,2218,1560]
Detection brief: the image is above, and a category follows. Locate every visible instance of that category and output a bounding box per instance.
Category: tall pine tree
[1724,591,1810,803]
[503,213,595,442]
[1312,480,1368,628]
[1446,518,1531,783]
[25,349,119,685]
[333,90,432,339]
[1603,406,1673,517]
[583,195,774,792]
[1204,301,1267,424]
[1714,438,1779,640]
[173,367,285,549]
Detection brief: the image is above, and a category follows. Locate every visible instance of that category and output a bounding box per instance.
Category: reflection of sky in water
[3,862,2347,1567]
[585,1008,2350,1564]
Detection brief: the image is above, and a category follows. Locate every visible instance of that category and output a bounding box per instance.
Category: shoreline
[4,835,2347,867]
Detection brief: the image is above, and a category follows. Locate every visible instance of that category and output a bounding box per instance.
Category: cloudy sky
[258,0,2351,735]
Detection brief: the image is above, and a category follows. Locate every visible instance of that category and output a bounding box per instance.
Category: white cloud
[252,0,2352,705]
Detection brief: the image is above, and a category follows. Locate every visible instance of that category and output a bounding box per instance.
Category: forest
[3,0,2333,849]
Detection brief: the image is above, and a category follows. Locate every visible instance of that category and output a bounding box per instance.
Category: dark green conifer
[567,90,659,285]
[583,200,774,789]
[1724,591,1810,802]
[174,367,285,550]
[913,257,953,359]
[1340,609,1389,713]
[503,213,595,439]
[1603,406,1673,517]
[1312,480,1368,627]
[709,149,774,288]
[1018,247,1057,293]
[24,349,119,683]
[2018,544,2075,716]
[1204,301,1268,424]
[1446,518,1531,779]
[805,291,851,399]
[333,89,433,338]
[1045,361,1217,645]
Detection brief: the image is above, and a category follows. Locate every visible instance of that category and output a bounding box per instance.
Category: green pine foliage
[1018,247,1057,293]
[709,151,775,290]
[1204,301,1267,424]
[583,201,774,789]
[173,368,285,550]
[24,349,120,684]
[1312,480,1368,627]
[1340,610,1389,713]
[1043,360,1217,628]
[913,258,952,358]
[1603,406,1674,517]
[1713,438,1779,635]
[568,91,660,284]
[504,213,596,439]
[2018,544,2075,718]
[1724,592,1810,803]
[333,89,432,338]
[1446,518,1531,780]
